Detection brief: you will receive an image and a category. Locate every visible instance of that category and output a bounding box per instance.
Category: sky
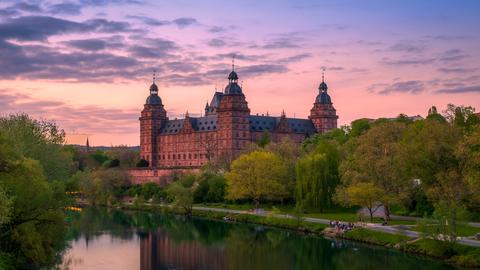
[0,0,479,146]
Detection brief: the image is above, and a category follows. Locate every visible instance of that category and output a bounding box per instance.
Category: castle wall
[128,167,200,186]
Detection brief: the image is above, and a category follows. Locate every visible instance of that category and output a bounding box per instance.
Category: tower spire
[232,55,235,71]
[153,69,156,84]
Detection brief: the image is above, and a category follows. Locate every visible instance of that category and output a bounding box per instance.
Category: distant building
[138,67,338,170]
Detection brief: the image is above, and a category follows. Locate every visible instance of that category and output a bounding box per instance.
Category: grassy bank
[120,203,327,234]
[118,202,480,268]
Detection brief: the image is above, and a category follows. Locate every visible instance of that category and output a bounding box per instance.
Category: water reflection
[62,207,457,270]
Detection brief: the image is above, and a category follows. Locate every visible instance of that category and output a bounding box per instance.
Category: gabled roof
[160,115,218,134]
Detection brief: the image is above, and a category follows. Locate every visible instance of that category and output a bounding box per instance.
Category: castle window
[213,126,216,129]
[172,154,175,160]
[194,153,197,158]
[188,153,191,159]
[207,126,211,130]
[200,154,203,158]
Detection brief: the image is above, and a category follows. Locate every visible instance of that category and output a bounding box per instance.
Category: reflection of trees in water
[65,208,454,270]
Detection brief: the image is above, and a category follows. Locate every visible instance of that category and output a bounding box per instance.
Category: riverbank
[118,202,480,268]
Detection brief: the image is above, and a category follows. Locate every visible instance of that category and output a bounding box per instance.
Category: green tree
[0,114,73,181]
[258,131,271,147]
[167,180,194,215]
[335,182,385,222]
[295,140,340,212]
[226,151,288,208]
[340,121,407,220]
[0,187,12,226]
[0,159,66,267]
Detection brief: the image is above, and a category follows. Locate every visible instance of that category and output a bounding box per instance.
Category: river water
[59,207,458,270]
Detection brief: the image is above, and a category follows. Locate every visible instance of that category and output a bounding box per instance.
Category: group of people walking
[329,220,354,232]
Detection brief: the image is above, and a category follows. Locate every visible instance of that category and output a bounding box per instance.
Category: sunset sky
[1,0,479,146]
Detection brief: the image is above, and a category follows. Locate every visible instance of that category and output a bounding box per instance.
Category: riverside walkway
[193,206,480,248]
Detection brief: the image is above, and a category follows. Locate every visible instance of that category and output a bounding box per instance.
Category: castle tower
[217,60,251,160]
[309,74,338,133]
[139,73,167,167]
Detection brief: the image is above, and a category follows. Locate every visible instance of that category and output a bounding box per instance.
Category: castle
[138,66,338,173]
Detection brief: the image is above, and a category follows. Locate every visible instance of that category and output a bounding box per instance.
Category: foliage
[126,183,167,202]
[106,145,139,168]
[258,131,271,147]
[295,140,340,212]
[0,113,73,181]
[193,173,227,203]
[0,186,12,226]
[77,168,130,205]
[167,181,194,215]
[136,158,149,167]
[335,182,385,222]
[0,158,66,268]
[226,151,289,208]
[340,121,407,219]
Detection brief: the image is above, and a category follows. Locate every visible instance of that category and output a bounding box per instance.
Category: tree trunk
[254,199,260,210]
[368,208,374,222]
[384,203,391,221]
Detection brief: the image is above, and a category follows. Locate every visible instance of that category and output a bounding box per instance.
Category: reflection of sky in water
[62,234,140,270]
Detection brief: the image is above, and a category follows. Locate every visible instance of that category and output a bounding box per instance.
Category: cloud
[238,64,288,77]
[47,3,83,15]
[261,37,300,49]
[126,15,170,26]
[79,0,143,6]
[437,67,478,74]
[208,26,227,33]
[64,39,108,51]
[435,85,480,94]
[9,2,43,13]
[207,38,226,47]
[439,49,468,62]
[172,17,197,28]
[0,88,139,134]
[0,16,133,41]
[375,81,425,95]
[388,42,425,53]
[278,53,311,63]
[425,35,473,41]
[382,57,436,66]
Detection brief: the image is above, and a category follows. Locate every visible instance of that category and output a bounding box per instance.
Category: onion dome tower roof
[224,56,243,95]
[315,72,332,104]
[145,71,162,105]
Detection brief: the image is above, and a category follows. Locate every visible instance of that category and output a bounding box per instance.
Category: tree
[77,169,130,205]
[296,140,340,212]
[0,187,12,226]
[226,151,288,208]
[167,181,194,216]
[266,139,300,200]
[0,159,66,267]
[335,182,385,222]
[106,145,139,168]
[258,131,271,147]
[340,121,407,220]
[455,126,480,206]
[0,114,73,181]
[193,173,226,203]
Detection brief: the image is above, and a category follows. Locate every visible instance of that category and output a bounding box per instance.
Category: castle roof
[159,114,315,135]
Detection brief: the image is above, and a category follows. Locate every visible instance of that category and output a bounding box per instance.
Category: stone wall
[128,167,200,186]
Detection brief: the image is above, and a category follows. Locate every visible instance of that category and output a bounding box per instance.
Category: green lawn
[411,223,480,237]
[195,203,419,225]
[343,228,410,245]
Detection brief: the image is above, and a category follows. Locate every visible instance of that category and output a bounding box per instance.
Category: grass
[401,239,480,268]
[196,203,418,225]
[411,223,480,237]
[343,228,410,246]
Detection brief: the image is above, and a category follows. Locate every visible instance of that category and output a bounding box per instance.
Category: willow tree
[295,141,340,212]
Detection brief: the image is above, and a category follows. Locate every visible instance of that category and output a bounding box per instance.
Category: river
[59,207,459,270]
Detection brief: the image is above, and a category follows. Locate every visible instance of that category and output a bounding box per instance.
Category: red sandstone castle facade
[139,68,338,169]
